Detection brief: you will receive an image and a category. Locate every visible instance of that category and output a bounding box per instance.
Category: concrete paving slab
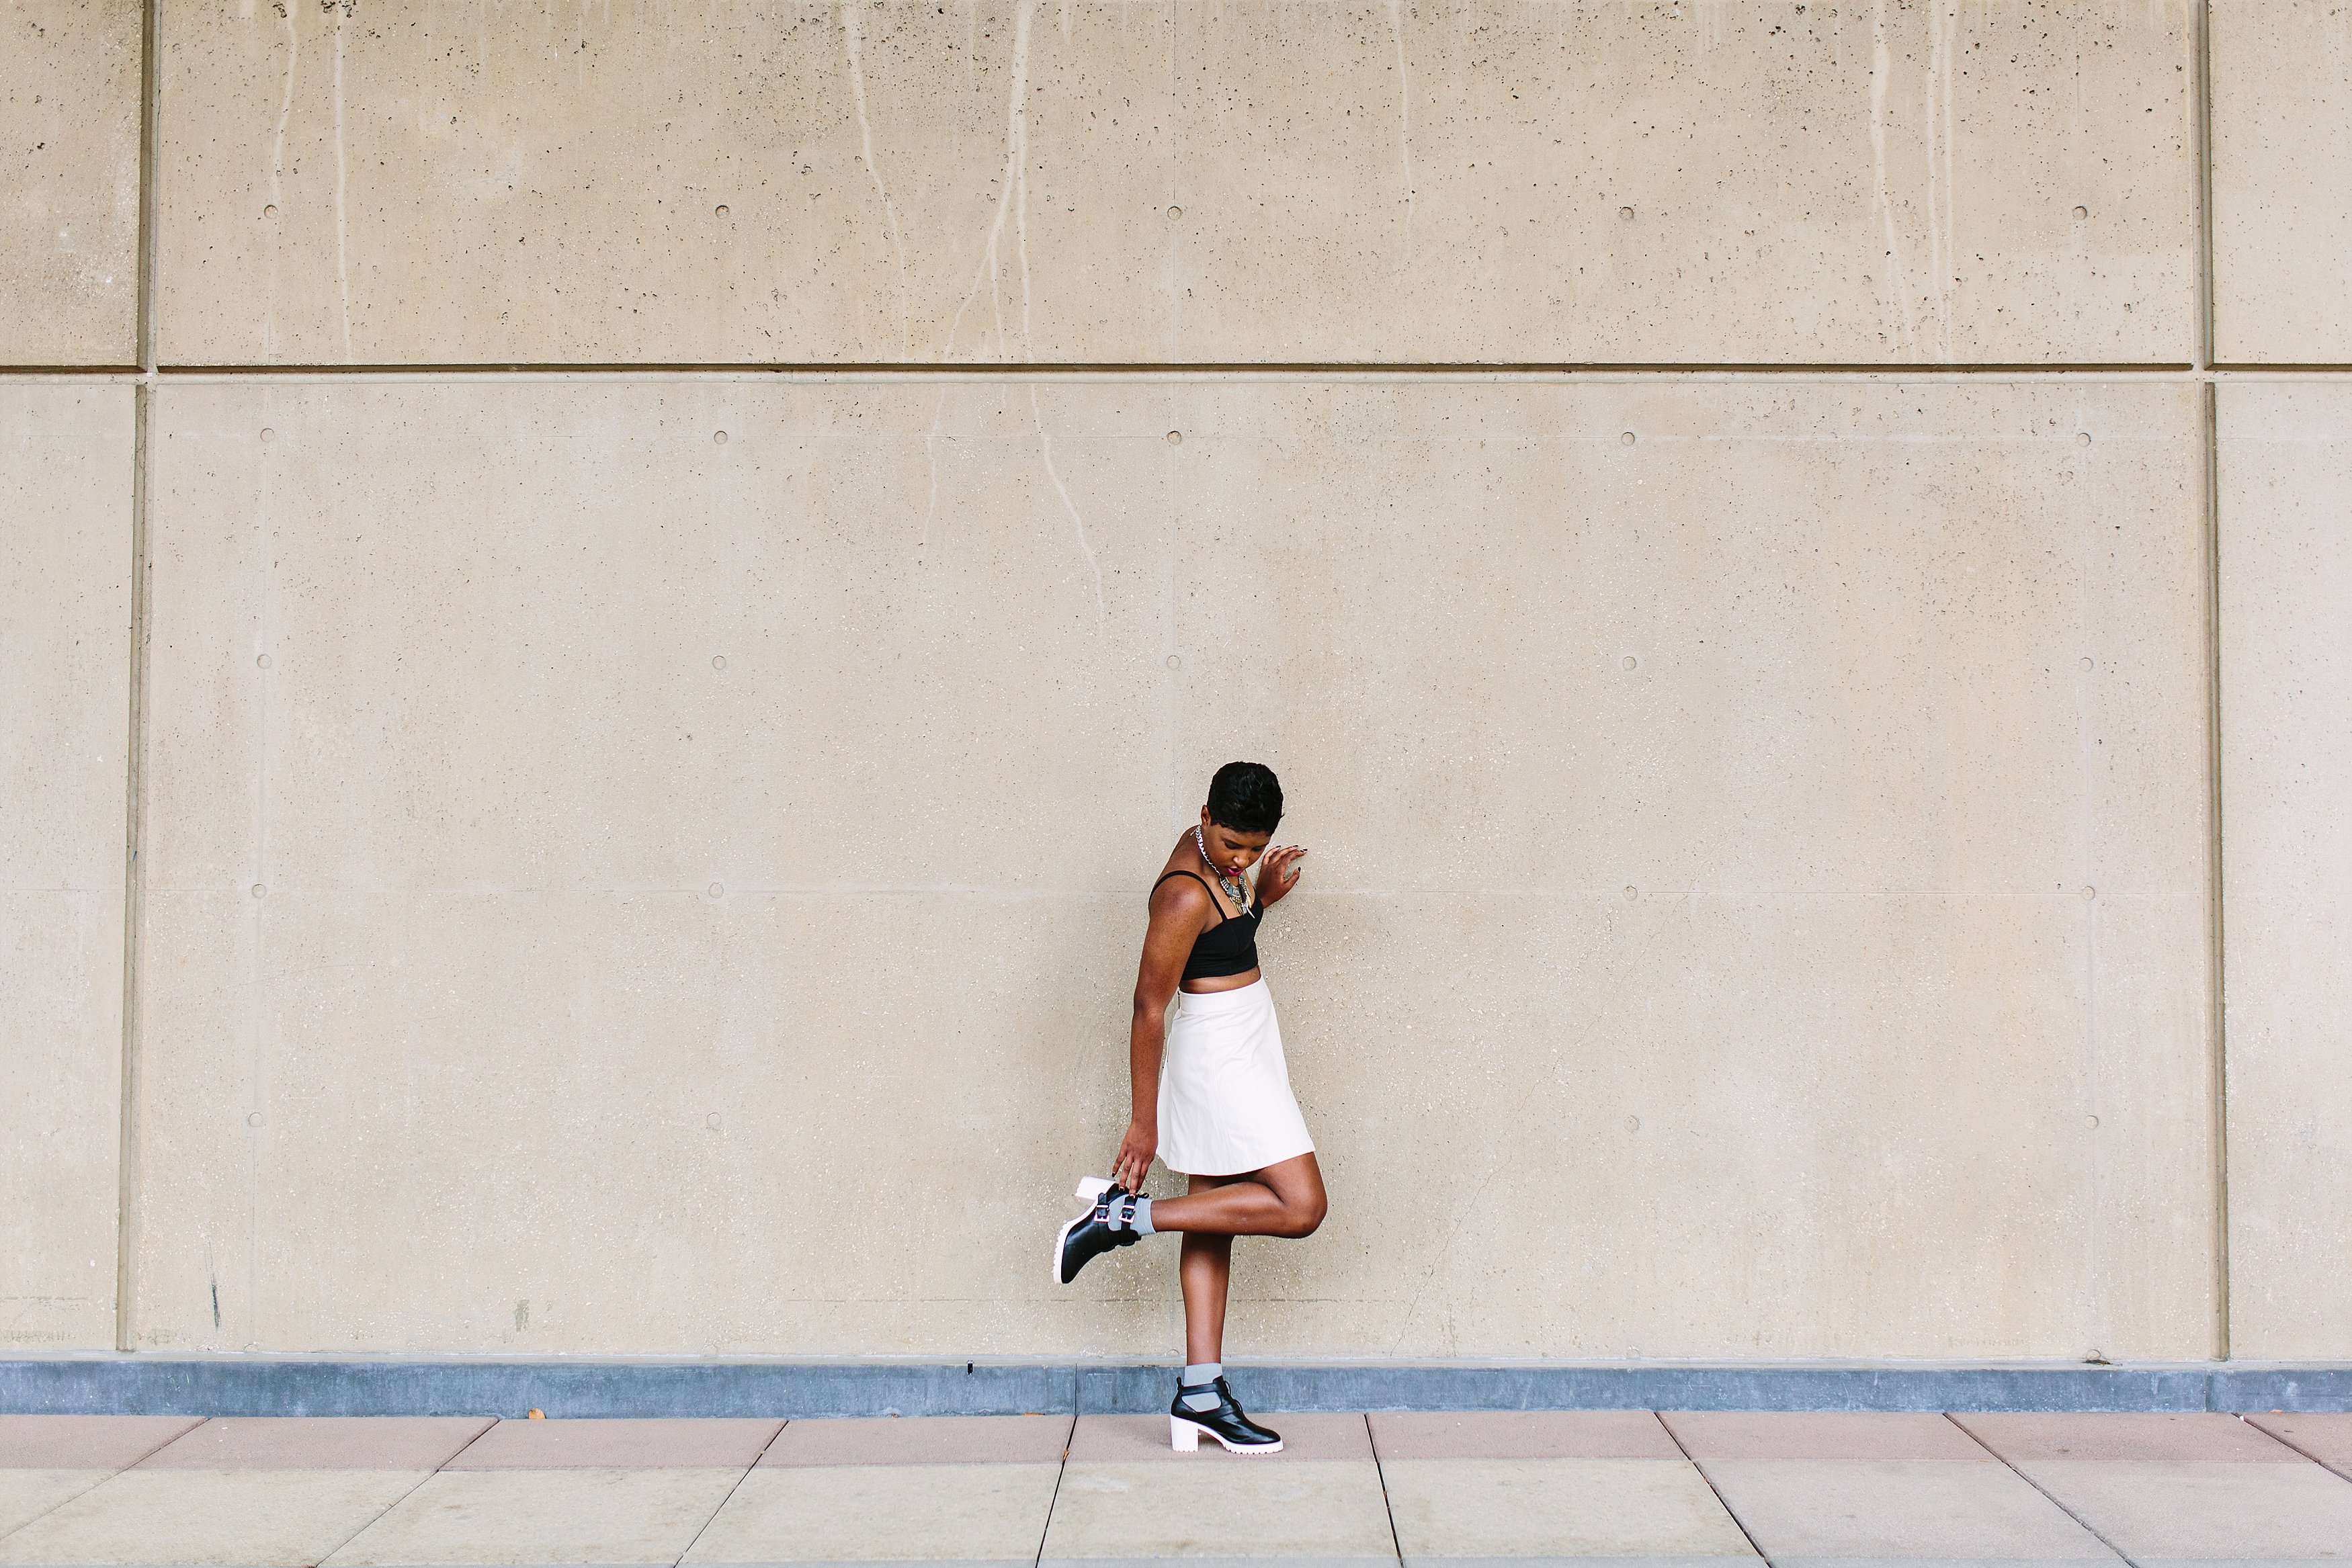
[2247,1414,2352,1479]
[1956,1413,2301,1462]
[1999,1459,2352,1561]
[0,1,140,363]
[1382,1456,1755,1561]
[2216,382,2352,1363]
[1070,1413,1372,1464]
[1042,1456,1393,1563]
[0,1472,112,1538]
[1663,1413,1993,1463]
[682,1461,1062,1564]
[1693,1459,2117,1562]
[321,1467,746,1566]
[1370,1411,1680,1461]
[0,1467,433,1567]
[0,1415,203,1469]
[446,1418,780,1469]
[1,384,135,1354]
[757,1415,1070,1468]
[138,1416,495,1470]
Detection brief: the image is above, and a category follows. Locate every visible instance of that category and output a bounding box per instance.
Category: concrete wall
[2,0,2346,1364]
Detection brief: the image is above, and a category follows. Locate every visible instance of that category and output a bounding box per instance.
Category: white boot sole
[1170,1414,1284,1454]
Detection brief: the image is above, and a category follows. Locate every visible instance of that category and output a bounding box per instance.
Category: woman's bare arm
[1114,876,1209,1190]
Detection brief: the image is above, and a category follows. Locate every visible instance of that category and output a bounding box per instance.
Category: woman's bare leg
[1151,1152,1327,1240]
[1179,1174,1236,1364]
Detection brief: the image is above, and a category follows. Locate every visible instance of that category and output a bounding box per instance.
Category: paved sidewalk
[3,1409,2349,1566]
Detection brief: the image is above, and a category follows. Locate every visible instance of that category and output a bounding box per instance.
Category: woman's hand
[1255,844,1308,906]
[1114,1119,1158,1192]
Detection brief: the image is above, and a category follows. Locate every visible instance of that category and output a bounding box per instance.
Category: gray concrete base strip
[3,1358,2351,1418]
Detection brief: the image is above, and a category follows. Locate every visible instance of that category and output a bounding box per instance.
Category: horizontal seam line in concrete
[36,360,2226,379]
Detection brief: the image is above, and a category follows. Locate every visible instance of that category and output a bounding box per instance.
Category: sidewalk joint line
[1657,1413,1775,1567]
[1032,1409,1076,1568]
[1943,1413,2142,1568]
[671,1418,788,1567]
[1362,1411,1406,1566]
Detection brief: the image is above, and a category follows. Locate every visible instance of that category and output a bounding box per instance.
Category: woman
[1052,761,1325,1455]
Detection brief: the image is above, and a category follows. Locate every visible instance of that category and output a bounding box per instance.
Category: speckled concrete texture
[2212,2,2352,363]
[118,377,2214,1360]
[1,384,134,1353]
[151,2,2192,366]
[0,3,141,366]
[2216,384,2352,1362]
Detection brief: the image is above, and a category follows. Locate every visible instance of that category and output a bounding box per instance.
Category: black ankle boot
[1053,1183,1143,1285]
[1169,1376,1283,1453]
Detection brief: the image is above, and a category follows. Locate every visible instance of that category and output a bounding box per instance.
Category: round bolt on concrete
[2073,204,2089,219]
[2083,885,2097,900]
[1626,1115,1640,1132]
[708,882,724,898]
[247,1112,264,1128]
[1624,885,1638,900]
[256,653,271,669]
[2077,431,2093,445]
[706,1113,722,1130]
[1620,431,1636,445]
[1166,654,1181,669]
[251,883,266,898]
[1620,206,1635,220]
[714,430,728,445]
[259,427,274,443]
[1167,205,1181,220]
[263,204,278,217]
[2080,656,2095,672]
[712,654,726,670]
[715,204,729,218]
[2087,1115,2101,1128]
[1622,655,1638,670]
[1166,430,1182,445]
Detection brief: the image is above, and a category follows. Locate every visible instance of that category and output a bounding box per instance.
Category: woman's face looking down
[1198,810,1273,875]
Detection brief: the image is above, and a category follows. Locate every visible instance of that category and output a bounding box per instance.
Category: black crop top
[1154,869,1262,980]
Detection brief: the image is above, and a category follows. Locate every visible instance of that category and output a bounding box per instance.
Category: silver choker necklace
[1194,825,1249,910]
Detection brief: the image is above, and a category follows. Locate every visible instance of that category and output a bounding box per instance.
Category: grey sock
[1179,1362,1222,1411]
[1132,1197,1154,1235]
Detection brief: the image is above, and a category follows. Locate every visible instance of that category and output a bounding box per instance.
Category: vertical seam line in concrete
[1658,1415,1774,1566]
[2204,373,2230,1365]
[1362,1413,1406,1565]
[669,1420,786,1567]
[1943,1414,2141,1568]
[1030,1412,1075,1568]
[2193,0,2218,372]
[115,0,165,1356]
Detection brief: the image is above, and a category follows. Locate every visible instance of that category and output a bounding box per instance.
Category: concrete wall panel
[134,378,2213,1358]
[0,1,142,365]
[2218,383,2352,1359]
[2212,4,2352,363]
[153,1,2193,367]
[1,382,133,1348]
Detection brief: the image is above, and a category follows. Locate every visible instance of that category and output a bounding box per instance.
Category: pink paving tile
[1954,1411,2302,1461]
[758,1413,1073,1467]
[1662,1411,1992,1461]
[138,1416,493,1470]
[2249,1411,2352,1476]
[444,1417,782,1469]
[1068,1411,1372,1463]
[0,1415,204,1469]
[1370,1409,1681,1460]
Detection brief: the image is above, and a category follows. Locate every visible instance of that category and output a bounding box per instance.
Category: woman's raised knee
[1277,1195,1327,1239]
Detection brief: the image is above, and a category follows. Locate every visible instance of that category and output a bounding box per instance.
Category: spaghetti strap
[1153,868,1234,925]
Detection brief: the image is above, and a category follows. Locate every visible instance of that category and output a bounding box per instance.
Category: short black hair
[1206,761,1283,834]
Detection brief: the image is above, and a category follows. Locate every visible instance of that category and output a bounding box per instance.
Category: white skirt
[1159,978,1315,1178]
